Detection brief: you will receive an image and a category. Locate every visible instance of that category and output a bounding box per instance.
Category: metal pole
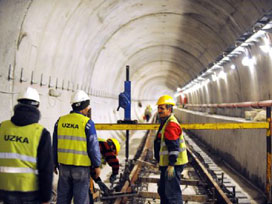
[126,65,129,81]
[266,106,272,202]
[125,65,130,161]
[126,130,129,161]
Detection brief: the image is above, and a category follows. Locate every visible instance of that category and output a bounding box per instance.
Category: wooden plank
[138,192,208,202]
[139,177,201,186]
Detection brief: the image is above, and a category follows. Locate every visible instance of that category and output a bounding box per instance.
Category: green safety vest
[57,113,91,166]
[159,114,188,167]
[0,120,43,192]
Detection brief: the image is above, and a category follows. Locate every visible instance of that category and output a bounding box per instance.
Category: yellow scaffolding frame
[96,119,271,202]
[95,122,268,130]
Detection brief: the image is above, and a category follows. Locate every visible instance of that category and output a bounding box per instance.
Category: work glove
[110,174,117,184]
[167,166,175,179]
[97,180,110,195]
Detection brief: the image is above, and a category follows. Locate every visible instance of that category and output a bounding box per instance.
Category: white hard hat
[71,90,90,104]
[18,87,40,103]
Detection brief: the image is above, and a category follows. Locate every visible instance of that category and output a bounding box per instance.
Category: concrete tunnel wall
[0,0,272,191]
[185,35,272,107]
[0,0,161,139]
[175,108,267,191]
[178,11,272,191]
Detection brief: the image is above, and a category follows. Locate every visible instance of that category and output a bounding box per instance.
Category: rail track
[93,128,253,204]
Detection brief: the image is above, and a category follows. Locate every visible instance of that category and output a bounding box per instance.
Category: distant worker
[144,105,152,122]
[154,95,188,204]
[91,138,120,195]
[0,87,53,204]
[53,90,101,204]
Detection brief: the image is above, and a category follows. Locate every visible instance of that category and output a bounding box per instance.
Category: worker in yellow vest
[0,87,53,204]
[144,105,152,122]
[154,95,188,204]
[53,90,101,204]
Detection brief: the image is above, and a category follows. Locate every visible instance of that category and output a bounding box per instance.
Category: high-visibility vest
[0,120,43,191]
[98,138,106,166]
[159,115,188,166]
[57,113,91,166]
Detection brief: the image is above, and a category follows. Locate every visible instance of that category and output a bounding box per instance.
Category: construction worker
[91,138,120,194]
[53,90,101,204]
[0,87,53,204]
[144,105,152,122]
[154,95,188,204]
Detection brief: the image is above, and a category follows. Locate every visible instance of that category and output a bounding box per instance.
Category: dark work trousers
[57,164,90,204]
[158,165,184,204]
[0,191,40,204]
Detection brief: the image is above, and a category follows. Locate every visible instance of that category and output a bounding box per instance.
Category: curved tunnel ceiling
[11,0,271,104]
[0,0,271,125]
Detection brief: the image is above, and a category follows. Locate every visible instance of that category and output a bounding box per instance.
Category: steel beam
[95,122,268,130]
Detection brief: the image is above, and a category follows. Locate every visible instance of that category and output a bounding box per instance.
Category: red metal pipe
[185,100,272,109]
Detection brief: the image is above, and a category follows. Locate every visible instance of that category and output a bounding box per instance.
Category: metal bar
[186,100,272,108]
[101,192,138,200]
[266,107,272,202]
[114,130,154,204]
[139,177,201,186]
[136,159,157,168]
[187,148,232,204]
[138,192,208,202]
[95,122,268,130]
[126,65,129,81]
[126,130,129,160]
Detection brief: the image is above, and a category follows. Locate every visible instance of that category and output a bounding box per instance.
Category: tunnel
[0,0,272,203]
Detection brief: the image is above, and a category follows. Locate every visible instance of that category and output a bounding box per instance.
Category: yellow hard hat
[107,138,120,155]
[156,95,175,106]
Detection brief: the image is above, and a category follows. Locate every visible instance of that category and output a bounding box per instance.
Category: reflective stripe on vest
[0,152,36,163]
[0,167,38,174]
[0,120,43,192]
[57,113,91,166]
[159,115,188,166]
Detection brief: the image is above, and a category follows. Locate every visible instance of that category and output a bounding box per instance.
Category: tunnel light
[201,79,210,86]
[231,64,236,69]
[176,87,182,92]
[260,45,271,53]
[242,56,256,67]
[194,84,201,90]
[211,74,217,82]
[213,65,223,70]
[218,71,227,80]
[260,33,272,53]
[242,48,256,67]
[207,69,213,74]
[181,18,272,93]
[197,76,205,81]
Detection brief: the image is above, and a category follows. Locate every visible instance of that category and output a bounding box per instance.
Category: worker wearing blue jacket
[53,90,101,204]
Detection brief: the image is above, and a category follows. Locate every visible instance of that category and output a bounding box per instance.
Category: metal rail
[187,147,232,204]
[184,100,272,202]
[95,99,272,202]
[95,129,238,203]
